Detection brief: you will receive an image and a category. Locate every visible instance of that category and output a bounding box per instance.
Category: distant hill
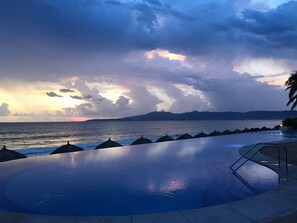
[86,111,297,121]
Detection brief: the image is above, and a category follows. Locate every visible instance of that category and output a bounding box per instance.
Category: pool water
[0,132,291,216]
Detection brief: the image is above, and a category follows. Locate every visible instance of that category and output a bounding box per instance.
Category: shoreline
[14,128,280,158]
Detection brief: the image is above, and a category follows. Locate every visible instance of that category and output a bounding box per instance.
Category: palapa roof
[155,134,174,142]
[250,128,260,132]
[194,132,208,138]
[131,136,153,145]
[51,141,83,155]
[208,130,221,136]
[95,138,122,149]
[222,129,232,135]
[176,133,193,140]
[242,127,251,133]
[0,146,27,162]
[261,126,269,131]
[233,129,242,134]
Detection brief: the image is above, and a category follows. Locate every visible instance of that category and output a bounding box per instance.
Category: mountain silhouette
[86,110,297,121]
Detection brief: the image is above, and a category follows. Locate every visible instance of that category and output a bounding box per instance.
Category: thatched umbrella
[155,134,174,142]
[95,138,122,149]
[51,141,83,155]
[250,127,260,132]
[209,130,221,136]
[0,146,27,162]
[176,133,193,140]
[233,129,242,134]
[222,129,232,135]
[242,127,251,133]
[194,132,208,138]
[131,136,153,145]
[261,126,269,131]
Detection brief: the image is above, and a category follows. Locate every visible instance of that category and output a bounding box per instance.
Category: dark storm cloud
[60,88,75,93]
[0,0,295,116]
[231,1,297,56]
[70,95,84,100]
[1,0,296,81]
[0,0,136,80]
[0,0,193,80]
[83,95,93,100]
[190,74,287,111]
[46,92,62,97]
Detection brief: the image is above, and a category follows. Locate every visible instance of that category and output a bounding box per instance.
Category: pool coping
[1,141,297,222]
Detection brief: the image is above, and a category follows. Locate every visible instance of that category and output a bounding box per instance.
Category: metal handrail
[230,143,288,175]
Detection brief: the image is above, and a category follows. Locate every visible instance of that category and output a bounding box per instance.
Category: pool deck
[1,142,297,223]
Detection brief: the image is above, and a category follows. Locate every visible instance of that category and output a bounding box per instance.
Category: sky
[0,0,296,122]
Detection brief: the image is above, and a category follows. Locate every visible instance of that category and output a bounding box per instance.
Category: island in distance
[86,111,297,121]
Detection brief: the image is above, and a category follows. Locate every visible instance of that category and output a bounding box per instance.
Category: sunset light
[0,0,295,122]
[1,1,297,221]
[145,49,186,62]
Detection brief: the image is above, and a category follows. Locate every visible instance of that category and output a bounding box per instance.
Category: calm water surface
[0,133,292,216]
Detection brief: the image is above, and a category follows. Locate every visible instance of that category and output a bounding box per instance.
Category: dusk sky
[0,0,296,122]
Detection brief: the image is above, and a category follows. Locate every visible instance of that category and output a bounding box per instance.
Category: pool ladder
[230,143,288,177]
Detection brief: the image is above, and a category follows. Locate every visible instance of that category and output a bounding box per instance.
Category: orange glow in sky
[145,49,186,62]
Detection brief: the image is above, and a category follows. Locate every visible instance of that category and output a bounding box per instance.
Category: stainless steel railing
[230,143,288,175]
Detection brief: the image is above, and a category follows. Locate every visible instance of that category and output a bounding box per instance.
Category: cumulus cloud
[59,78,161,117]
[0,103,11,116]
[231,1,297,58]
[46,92,62,98]
[60,88,75,93]
[0,0,296,79]
[0,0,295,119]
[70,95,83,100]
[83,95,93,100]
[191,74,287,111]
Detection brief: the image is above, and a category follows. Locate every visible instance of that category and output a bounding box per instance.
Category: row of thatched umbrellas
[0,126,276,162]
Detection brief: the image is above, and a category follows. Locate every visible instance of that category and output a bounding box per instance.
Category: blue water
[0,133,290,216]
[0,120,281,156]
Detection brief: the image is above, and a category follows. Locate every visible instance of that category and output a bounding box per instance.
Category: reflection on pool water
[0,132,293,216]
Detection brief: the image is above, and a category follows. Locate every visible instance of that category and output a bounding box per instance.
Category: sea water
[0,120,281,156]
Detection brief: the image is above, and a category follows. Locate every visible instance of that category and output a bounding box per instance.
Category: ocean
[0,120,282,157]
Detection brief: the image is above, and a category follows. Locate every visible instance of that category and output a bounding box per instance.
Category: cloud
[0,0,295,119]
[0,103,11,116]
[46,92,62,98]
[61,79,161,118]
[0,0,295,81]
[60,88,75,93]
[70,95,83,100]
[83,95,93,100]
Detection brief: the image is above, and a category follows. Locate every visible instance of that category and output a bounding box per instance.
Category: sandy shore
[260,141,297,166]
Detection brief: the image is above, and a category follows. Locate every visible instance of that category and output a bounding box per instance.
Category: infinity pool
[0,132,290,216]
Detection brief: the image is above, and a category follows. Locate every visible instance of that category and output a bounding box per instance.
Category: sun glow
[233,57,290,86]
[0,80,81,118]
[88,82,130,103]
[145,49,186,62]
